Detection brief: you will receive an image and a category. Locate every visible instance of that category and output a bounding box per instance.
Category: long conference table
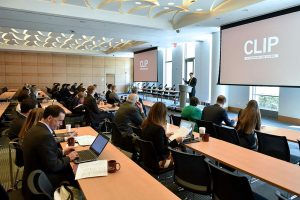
[0,102,10,117]
[0,92,16,101]
[167,124,300,196]
[57,126,179,200]
[40,100,72,114]
[261,125,300,143]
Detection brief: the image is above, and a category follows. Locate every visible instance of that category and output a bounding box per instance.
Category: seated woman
[181,97,202,132]
[235,100,261,150]
[141,102,182,169]
[19,108,44,140]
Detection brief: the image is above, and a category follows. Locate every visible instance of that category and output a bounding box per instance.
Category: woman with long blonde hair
[19,108,44,140]
[141,102,182,168]
[235,100,261,149]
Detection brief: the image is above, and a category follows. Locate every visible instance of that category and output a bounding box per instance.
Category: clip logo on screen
[244,36,279,60]
[140,59,149,71]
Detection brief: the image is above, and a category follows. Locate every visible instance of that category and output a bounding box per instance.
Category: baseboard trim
[278,115,300,125]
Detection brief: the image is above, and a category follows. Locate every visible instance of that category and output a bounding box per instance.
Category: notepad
[75,160,108,180]
[75,135,96,146]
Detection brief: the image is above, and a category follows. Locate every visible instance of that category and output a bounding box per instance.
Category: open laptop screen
[90,134,109,156]
[180,120,195,130]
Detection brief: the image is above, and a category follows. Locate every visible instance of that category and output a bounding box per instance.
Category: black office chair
[205,159,267,200]
[0,184,9,200]
[256,131,290,162]
[136,138,173,178]
[111,123,135,153]
[8,138,24,189]
[215,125,240,145]
[196,120,217,138]
[169,114,181,126]
[27,170,54,200]
[170,148,211,195]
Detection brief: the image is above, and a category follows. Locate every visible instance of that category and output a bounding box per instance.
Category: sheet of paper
[75,135,96,146]
[169,127,191,141]
[75,160,108,180]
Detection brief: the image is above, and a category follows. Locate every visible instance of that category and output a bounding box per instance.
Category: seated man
[201,95,235,126]
[181,97,202,132]
[105,84,112,101]
[84,85,114,126]
[22,105,78,200]
[107,85,121,104]
[131,86,146,115]
[70,92,86,114]
[7,98,36,140]
[113,94,145,152]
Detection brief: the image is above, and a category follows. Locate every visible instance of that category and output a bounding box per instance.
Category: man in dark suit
[201,95,235,126]
[183,72,197,99]
[22,105,78,200]
[7,98,36,140]
[105,84,112,101]
[84,85,114,125]
[113,94,145,152]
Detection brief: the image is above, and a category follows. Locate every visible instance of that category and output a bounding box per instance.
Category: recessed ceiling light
[216,17,221,20]
[135,2,141,5]
[168,2,174,6]
[242,9,249,12]
[164,7,169,10]
[196,8,203,11]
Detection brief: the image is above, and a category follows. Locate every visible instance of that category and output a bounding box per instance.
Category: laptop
[74,133,109,164]
[180,120,195,137]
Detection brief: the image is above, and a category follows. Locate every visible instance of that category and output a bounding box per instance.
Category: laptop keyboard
[78,150,96,161]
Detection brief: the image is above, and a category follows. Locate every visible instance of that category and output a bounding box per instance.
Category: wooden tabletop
[98,103,119,112]
[261,125,300,143]
[40,100,72,114]
[143,100,154,108]
[57,127,180,200]
[166,123,300,196]
[8,88,18,92]
[0,102,10,117]
[0,92,16,100]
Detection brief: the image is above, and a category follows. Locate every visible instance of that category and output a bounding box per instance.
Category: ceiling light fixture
[196,8,203,11]
[168,2,174,6]
[164,7,169,10]
[135,2,142,5]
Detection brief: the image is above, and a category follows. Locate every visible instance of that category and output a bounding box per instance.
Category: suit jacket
[201,104,234,126]
[84,94,102,123]
[107,92,120,104]
[184,77,197,88]
[105,90,111,101]
[7,111,26,140]
[114,101,145,136]
[22,122,70,199]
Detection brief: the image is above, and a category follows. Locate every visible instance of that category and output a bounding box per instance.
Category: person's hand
[64,147,75,155]
[135,101,143,112]
[166,132,174,138]
[66,151,78,161]
[176,137,183,144]
[182,78,185,81]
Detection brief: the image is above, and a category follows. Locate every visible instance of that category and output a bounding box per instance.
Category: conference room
[1,0,300,199]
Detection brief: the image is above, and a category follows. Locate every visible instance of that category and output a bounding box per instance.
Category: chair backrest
[169,114,181,126]
[170,149,211,195]
[111,122,122,147]
[215,125,240,145]
[9,138,24,167]
[27,170,54,200]
[136,138,160,172]
[256,131,290,162]
[205,159,255,200]
[196,120,217,138]
[0,183,9,200]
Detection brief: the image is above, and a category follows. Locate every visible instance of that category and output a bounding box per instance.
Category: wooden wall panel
[0,51,133,93]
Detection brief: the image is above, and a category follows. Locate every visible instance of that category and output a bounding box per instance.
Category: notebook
[74,133,109,164]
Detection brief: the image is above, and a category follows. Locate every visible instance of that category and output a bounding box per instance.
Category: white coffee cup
[66,124,72,133]
[199,127,206,134]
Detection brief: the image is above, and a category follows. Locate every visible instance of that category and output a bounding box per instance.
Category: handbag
[54,185,83,200]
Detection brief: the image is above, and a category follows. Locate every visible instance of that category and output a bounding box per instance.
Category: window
[186,42,195,58]
[164,48,172,87]
[251,86,280,111]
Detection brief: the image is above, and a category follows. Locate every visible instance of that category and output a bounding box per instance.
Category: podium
[179,84,192,108]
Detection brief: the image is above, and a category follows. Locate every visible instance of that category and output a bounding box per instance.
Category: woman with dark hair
[181,97,202,132]
[141,102,182,168]
[235,100,261,150]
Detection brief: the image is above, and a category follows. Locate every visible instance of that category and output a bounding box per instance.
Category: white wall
[228,86,250,108]
[172,44,184,90]
[278,87,300,118]
[195,39,211,103]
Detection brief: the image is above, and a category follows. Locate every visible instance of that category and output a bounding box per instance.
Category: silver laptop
[74,133,109,164]
[180,120,195,135]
